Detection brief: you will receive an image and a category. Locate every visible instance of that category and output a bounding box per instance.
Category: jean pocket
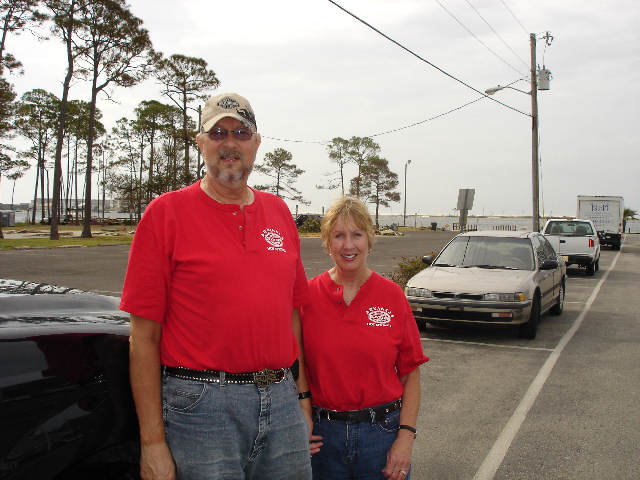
[162,376,207,412]
[373,408,401,434]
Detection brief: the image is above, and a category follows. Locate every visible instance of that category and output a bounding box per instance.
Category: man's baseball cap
[200,93,257,133]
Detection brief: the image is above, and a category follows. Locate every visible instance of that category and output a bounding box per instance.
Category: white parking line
[472,248,623,480]
[421,337,553,352]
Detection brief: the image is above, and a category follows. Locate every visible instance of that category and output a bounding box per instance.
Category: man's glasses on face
[206,126,254,142]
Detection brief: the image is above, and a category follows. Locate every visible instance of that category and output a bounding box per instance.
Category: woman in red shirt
[301,197,429,480]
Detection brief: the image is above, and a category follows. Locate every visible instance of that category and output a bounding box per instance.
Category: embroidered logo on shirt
[365,306,393,327]
[261,228,286,252]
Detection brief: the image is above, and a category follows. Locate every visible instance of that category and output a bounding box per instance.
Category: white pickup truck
[542,219,600,276]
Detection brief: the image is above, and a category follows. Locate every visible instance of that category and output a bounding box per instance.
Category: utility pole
[403,159,411,226]
[530,33,540,232]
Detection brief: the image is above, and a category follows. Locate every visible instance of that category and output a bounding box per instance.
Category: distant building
[26,199,119,213]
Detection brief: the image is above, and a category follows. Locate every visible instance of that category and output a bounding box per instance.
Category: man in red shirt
[121,93,313,480]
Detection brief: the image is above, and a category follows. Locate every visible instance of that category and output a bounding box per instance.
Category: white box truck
[576,195,624,250]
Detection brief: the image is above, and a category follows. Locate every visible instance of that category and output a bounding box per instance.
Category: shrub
[298,216,322,233]
[388,254,434,289]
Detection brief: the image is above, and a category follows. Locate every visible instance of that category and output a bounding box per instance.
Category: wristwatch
[399,424,417,438]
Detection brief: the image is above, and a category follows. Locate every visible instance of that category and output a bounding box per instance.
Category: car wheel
[550,281,564,315]
[519,294,540,339]
[614,242,621,251]
[586,261,595,276]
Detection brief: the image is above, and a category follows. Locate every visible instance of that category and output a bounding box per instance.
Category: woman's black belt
[313,399,402,422]
[162,365,287,387]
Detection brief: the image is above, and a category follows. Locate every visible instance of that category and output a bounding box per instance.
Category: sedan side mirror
[540,259,558,270]
[422,255,434,266]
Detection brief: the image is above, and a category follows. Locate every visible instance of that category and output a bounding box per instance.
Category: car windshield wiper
[465,264,519,270]
[433,263,459,267]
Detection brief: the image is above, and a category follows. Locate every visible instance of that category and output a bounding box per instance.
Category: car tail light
[589,238,594,248]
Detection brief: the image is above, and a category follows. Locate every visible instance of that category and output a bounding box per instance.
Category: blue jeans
[311,406,410,480]
[162,370,311,480]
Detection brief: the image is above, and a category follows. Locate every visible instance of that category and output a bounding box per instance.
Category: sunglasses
[206,126,254,142]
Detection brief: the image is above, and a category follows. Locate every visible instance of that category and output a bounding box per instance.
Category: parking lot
[1,231,638,479]
[412,234,640,479]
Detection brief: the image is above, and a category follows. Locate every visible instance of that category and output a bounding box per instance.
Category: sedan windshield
[434,236,535,270]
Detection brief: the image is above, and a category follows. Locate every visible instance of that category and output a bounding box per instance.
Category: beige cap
[200,92,257,133]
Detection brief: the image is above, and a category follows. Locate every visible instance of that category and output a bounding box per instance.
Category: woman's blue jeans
[162,370,311,480]
[311,407,410,480]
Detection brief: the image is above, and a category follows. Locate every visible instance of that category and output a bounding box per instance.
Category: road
[1,231,639,479]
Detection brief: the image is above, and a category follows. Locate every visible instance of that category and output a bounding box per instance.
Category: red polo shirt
[301,271,428,411]
[120,181,308,372]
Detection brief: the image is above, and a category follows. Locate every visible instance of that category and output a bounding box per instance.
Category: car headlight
[406,287,434,298]
[483,292,525,302]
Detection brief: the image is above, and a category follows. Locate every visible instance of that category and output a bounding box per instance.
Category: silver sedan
[405,230,566,339]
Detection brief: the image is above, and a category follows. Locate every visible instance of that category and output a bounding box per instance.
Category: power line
[435,0,525,76]
[498,0,529,35]
[327,0,530,118]
[261,135,328,145]
[368,96,487,138]
[462,0,529,70]
[263,94,501,144]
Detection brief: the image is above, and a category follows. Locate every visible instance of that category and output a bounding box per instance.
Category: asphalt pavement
[0,229,456,296]
[1,231,638,479]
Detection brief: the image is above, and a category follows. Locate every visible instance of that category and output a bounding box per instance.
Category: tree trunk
[182,90,189,179]
[45,168,50,219]
[148,129,154,200]
[39,153,45,223]
[31,162,38,224]
[0,174,4,238]
[50,0,76,240]
[65,136,71,218]
[74,139,79,224]
[0,4,14,74]
[81,79,99,238]
[11,177,16,209]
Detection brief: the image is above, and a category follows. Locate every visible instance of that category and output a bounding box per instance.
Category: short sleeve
[119,205,170,323]
[396,298,429,377]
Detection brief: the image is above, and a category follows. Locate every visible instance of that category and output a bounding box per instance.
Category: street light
[403,159,411,227]
[484,85,530,96]
[485,33,548,232]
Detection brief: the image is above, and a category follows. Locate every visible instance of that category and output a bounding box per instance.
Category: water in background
[371,214,640,234]
[9,210,640,233]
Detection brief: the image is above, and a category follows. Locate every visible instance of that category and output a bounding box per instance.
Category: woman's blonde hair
[321,196,375,251]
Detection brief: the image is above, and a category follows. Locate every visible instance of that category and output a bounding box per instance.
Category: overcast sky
[2,0,639,217]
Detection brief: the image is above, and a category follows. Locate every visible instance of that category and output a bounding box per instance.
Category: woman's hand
[381,430,414,479]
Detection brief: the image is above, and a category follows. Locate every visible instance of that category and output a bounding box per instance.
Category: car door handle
[559,239,566,243]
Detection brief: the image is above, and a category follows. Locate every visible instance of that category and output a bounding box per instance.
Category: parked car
[0,280,139,480]
[405,231,566,339]
[542,218,600,275]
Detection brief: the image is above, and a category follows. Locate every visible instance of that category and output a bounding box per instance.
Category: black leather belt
[163,365,287,387]
[313,399,402,422]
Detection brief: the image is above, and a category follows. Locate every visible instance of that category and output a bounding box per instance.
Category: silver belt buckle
[253,368,285,387]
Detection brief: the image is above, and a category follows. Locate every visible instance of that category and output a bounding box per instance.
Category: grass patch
[0,235,134,250]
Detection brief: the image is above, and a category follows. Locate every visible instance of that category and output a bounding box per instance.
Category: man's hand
[299,397,323,455]
[309,433,324,455]
[140,442,176,480]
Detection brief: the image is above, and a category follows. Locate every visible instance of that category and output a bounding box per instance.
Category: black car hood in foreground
[0,279,139,480]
